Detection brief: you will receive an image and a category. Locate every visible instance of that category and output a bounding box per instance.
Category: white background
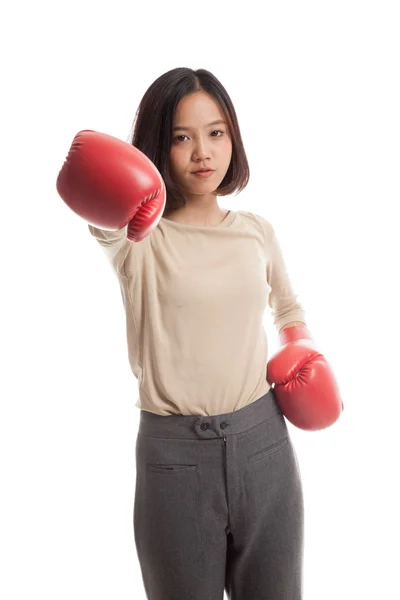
[1,1,399,598]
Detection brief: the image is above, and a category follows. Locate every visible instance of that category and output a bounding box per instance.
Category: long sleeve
[87,223,133,275]
[256,215,307,332]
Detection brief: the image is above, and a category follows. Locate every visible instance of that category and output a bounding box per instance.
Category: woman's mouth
[191,170,215,178]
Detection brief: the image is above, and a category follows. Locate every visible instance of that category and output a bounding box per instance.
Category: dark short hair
[127,67,250,214]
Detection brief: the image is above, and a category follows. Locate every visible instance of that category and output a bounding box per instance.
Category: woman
[89,67,306,599]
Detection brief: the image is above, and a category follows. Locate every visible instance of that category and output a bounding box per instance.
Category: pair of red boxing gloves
[56,130,344,431]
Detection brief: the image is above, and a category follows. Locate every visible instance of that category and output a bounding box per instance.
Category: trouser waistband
[138,389,281,440]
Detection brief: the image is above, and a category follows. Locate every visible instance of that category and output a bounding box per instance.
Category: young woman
[88,67,307,599]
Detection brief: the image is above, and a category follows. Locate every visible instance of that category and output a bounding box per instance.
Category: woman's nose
[193,140,210,159]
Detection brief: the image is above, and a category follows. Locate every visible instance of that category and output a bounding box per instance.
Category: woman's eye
[174,130,225,143]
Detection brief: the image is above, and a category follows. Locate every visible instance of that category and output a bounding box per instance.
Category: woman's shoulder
[236,210,274,233]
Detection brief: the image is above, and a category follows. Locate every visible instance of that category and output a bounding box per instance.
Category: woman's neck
[163,206,229,226]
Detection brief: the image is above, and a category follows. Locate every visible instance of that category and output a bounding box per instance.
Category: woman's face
[169,91,233,202]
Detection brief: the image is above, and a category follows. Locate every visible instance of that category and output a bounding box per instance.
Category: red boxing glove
[56,130,166,242]
[266,325,344,431]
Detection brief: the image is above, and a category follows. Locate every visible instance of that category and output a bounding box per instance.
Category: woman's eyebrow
[173,119,226,132]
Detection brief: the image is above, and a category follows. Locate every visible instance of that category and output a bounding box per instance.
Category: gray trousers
[133,388,304,599]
